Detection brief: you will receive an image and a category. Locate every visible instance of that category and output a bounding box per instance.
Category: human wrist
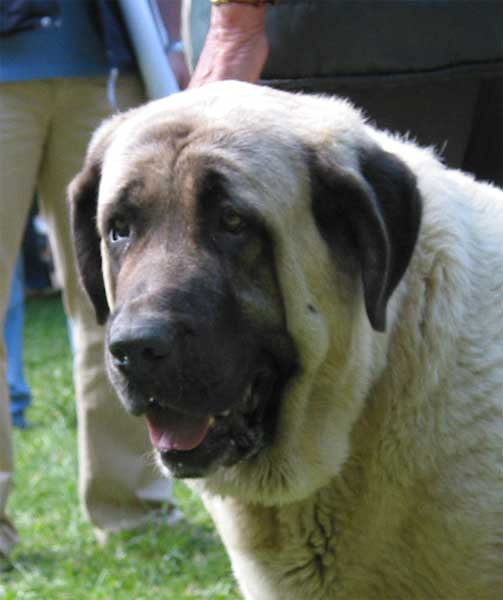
[209,3,267,37]
[211,0,275,6]
[188,1,269,87]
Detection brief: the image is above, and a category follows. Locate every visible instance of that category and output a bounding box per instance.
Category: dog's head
[69,82,421,502]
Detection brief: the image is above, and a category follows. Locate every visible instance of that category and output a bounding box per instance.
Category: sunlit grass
[1,295,239,599]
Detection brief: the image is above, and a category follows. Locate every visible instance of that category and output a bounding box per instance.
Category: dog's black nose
[108,319,175,378]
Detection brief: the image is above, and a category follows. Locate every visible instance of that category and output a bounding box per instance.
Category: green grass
[1,295,239,599]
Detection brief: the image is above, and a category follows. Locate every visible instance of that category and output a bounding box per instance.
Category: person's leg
[332,79,479,170]
[0,367,15,561]
[0,80,49,557]
[38,76,175,535]
[4,257,32,428]
[330,78,501,183]
[462,78,503,188]
[22,203,52,294]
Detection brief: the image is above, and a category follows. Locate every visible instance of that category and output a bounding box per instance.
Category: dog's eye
[109,217,130,243]
[219,206,246,235]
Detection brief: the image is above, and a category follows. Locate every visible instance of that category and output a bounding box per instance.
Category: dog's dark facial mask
[69,129,297,478]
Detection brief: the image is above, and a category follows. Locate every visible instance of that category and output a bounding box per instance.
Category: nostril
[108,321,176,376]
[109,341,131,369]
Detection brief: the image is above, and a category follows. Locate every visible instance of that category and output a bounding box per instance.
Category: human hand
[168,47,191,90]
[188,4,269,88]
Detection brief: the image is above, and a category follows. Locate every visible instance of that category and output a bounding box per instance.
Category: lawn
[1,294,240,599]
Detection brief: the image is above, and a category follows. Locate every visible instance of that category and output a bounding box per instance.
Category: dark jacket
[187,0,503,92]
[0,0,136,71]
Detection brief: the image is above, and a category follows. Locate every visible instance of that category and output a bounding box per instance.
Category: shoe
[12,413,31,429]
[166,506,184,527]
[94,527,109,547]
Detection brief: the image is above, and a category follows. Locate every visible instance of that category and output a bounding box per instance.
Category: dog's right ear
[68,114,126,324]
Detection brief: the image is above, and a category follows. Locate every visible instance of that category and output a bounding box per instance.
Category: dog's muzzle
[105,302,296,478]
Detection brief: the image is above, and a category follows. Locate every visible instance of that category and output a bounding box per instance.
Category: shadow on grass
[112,519,225,560]
[3,548,64,580]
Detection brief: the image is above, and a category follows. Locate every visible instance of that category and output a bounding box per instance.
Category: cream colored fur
[87,82,503,599]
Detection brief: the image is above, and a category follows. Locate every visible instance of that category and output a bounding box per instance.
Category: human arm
[188,2,269,88]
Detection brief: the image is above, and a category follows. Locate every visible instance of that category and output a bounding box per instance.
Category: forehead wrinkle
[129,140,204,244]
[134,126,204,215]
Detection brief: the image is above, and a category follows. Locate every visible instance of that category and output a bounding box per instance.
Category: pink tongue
[145,406,211,452]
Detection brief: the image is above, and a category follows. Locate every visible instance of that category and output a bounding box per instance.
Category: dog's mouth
[145,368,282,478]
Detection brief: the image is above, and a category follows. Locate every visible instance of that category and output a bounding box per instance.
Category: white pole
[119,0,180,99]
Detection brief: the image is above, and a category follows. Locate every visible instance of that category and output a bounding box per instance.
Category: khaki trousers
[0,77,172,556]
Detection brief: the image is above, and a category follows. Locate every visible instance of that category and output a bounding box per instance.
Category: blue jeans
[3,258,31,419]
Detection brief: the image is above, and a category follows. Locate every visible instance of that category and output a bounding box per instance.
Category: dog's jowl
[69,82,503,600]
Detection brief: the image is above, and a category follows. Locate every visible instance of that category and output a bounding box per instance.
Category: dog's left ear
[310,144,422,332]
[68,114,127,324]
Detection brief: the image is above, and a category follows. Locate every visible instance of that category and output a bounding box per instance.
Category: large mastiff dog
[69,82,502,599]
